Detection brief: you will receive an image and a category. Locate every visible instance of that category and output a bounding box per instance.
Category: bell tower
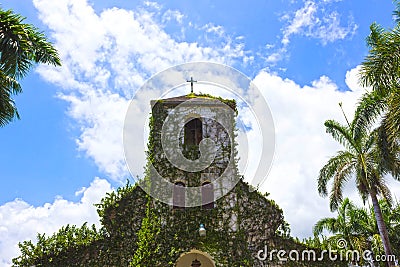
[148,93,238,208]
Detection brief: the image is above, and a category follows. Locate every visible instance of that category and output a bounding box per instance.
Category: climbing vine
[12,95,346,267]
[130,194,160,266]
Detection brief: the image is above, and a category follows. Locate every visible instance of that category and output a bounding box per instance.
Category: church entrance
[175,249,215,267]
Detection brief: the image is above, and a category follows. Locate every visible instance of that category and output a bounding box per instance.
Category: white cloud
[203,23,225,36]
[252,66,373,238]
[259,0,358,65]
[282,1,318,46]
[59,90,130,179]
[0,178,113,266]
[143,1,162,11]
[282,0,357,46]
[33,0,246,180]
[162,9,184,24]
[17,0,399,255]
[315,11,358,45]
[345,64,364,92]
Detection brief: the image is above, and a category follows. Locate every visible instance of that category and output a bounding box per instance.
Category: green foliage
[356,0,400,181]
[130,196,160,266]
[318,104,399,261]
[313,198,369,251]
[12,223,101,266]
[11,177,345,266]
[186,92,238,113]
[12,95,343,266]
[318,114,394,210]
[312,198,400,266]
[0,8,61,126]
[351,4,400,262]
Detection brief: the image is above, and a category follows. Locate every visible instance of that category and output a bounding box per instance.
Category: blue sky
[0,0,399,265]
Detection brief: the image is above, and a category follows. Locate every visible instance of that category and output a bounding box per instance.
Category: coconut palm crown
[318,104,400,264]
[0,8,61,126]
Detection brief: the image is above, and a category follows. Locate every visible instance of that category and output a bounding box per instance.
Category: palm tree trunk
[370,190,394,266]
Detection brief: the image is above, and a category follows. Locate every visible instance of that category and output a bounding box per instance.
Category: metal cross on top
[186,76,197,93]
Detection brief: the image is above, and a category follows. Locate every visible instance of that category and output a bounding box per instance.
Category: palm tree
[0,8,61,126]
[313,198,371,266]
[313,198,368,252]
[317,105,399,266]
[314,198,400,266]
[355,2,400,168]
[366,199,400,257]
[388,202,400,256]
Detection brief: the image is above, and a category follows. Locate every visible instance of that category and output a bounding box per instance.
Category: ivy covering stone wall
[12,94,347,266]
[12,180,347,266]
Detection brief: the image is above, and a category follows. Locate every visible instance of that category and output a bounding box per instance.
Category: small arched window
[201,181,214,209]
[184,118,202,145]
[173,181,185,209]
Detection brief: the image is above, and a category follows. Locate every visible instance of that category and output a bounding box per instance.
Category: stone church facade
[12,94,344,267]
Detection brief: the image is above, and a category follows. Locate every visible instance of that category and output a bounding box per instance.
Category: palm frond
[318,150,354,197]
[28,30,61,66]
[313,217,338,236]
[353,90,387,140]
[0,69,21,125]
[0,80,19,126]
[0,8,61,127]
[0,70,21,93]
[324,120,358,152]
[354,164,369,204]
[360,22,400,95]
[351,206,371,234]
[374,122,400,180]
[0,8,61,79]
[385,86,400,148]
[375,176,393,206]
[393,0,400,24]
[329,159,355,211]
